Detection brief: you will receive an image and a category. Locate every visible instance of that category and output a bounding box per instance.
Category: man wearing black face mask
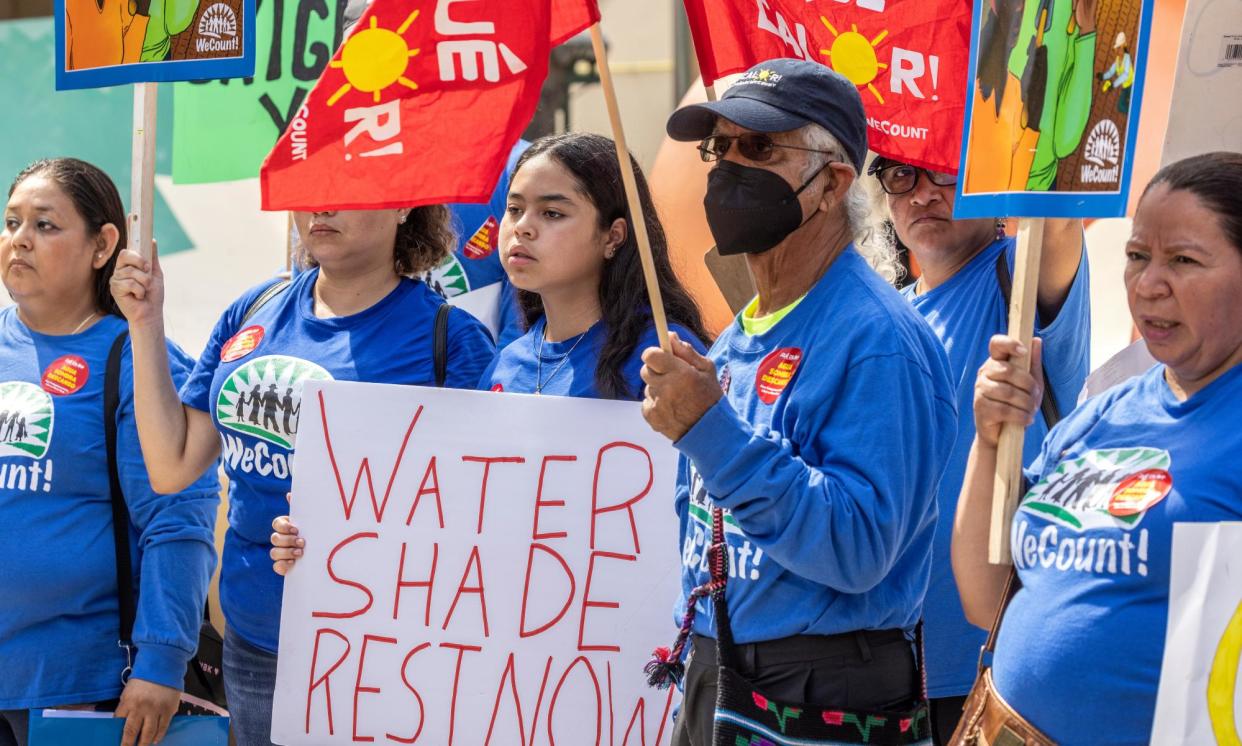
[639,59,958,746]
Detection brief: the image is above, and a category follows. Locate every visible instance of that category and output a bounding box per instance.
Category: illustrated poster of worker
[55,0,253,89]
[954,0,1154,217]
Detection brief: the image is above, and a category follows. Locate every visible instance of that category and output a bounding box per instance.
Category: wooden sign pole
[989,217,1045,564]
[589,23,672,352]
[128,82,158,261]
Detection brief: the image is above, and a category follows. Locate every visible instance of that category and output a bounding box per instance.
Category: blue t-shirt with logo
[478,315,706,399]
[675,246,957,642]
[0,309,219,708]
[425,140,529,347]
[995,362,1242,744]
[180,269,495,652]
[902,236,1091,697]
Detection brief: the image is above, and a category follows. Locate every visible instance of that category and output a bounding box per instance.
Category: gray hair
[797,124,902,285]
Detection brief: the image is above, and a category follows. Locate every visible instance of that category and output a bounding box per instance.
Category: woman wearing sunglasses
[869,157,1090,744]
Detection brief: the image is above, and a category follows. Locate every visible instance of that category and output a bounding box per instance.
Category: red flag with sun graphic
[261,0,596,211]
[682,0,970,173]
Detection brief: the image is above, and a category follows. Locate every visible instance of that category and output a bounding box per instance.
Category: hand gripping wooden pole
[989,218,1045,564]
[128,82,159,261]
[589,23,672,352]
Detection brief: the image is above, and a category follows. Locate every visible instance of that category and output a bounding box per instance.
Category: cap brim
[666,96,812,141]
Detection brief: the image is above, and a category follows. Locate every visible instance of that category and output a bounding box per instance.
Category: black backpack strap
[241,279,291,326]
[104,330,136,677]
[434,303,451,388]
[995,251,1062,427]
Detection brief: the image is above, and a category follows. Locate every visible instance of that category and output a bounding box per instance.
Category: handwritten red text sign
[273,381,681,745]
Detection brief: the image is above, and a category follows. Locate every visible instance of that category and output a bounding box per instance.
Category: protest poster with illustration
[1150,522,1242,745]
[681,0,972,173]
[271,381,681,745]
[54,0,255,89]
[954,0,1154,217]
[173,0,346,183]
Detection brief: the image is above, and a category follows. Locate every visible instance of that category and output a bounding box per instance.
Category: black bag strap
[434,303,450,388]
[104,330,137,677]
[241,279,291,326]
[995,251,1062,428]
[706,507,929,697]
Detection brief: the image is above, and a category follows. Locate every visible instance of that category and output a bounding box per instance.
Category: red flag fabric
[682,0,970,173]
[551,0,600,46]
[262,0,565,211]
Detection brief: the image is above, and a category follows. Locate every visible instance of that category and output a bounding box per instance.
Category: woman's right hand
[974,335,1044,449]
[271,513,304,576]
[109,244,165,329]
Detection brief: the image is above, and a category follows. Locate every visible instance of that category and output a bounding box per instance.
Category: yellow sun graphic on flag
[327,11,422,106]
[819,16,889,104]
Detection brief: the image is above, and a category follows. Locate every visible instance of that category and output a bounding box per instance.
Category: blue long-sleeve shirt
[0,309,219,708]
[675,247,957,642]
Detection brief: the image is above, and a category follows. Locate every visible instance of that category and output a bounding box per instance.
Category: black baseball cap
[666,58,868,173]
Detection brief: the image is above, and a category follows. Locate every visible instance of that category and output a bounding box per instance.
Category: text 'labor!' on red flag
[681,0,970,174]
[260,0,600,212]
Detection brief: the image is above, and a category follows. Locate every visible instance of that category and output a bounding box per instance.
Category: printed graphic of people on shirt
[0,413,26,443]
[964,0,1099,192]
[65,0,203,70]
[0,382,54,459]
[214,356,332,450]
[1099,31,1135,114]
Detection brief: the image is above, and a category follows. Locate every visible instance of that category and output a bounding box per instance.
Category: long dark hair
[1143,151,1242,254]
[513,133,711,399]
[9,158,126,317]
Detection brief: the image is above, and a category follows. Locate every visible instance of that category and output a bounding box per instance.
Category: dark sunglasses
[869,163,958,195]
[697,133,837,163]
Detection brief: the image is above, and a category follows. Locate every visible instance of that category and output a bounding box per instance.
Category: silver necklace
[534,325,591,394]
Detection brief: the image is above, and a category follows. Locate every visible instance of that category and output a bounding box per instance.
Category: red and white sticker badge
[463,216,499,259]
[754,347,803,404]
[42,355,89,395]
[1108,469,1173,517]
[221,326,265,363]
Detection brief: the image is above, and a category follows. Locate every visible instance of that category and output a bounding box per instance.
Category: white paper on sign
[1160,0,1242,166]
[272,382,682,745]
[1150,522,1242,745]
[1079,339,1158,404]
[446,281,504,341]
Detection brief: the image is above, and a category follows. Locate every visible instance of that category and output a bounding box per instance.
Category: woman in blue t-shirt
[477,132,709,398]
[111,203,495,745]
[954,152,1242,745]
[0,158,219,746]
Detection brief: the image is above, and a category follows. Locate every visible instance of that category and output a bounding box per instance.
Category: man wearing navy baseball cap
[639,58,956,745]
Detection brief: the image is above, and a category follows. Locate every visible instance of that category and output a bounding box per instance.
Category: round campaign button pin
[754,347,803,405]
[491,383,504,392]
[221,326,265,363]
[1108,469,1173,517]
[41,355,89,396]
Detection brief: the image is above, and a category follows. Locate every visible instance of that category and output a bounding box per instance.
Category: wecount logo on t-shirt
[215,355,333,450]
[422,254,471,298]
[1013,447,1171,578]
[1020,447,1171,532]
[0,382,53,459]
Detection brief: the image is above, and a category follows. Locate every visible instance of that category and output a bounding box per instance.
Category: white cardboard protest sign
[1150,522,1242,745]
[272,382,682,745]
[1160,0,1242,166]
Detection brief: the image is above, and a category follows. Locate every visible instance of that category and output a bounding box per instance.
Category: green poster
[173,0,345,184]
[0,18,191,254]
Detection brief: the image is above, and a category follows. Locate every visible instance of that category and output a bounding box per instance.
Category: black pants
[930,695,967,745]
[672,631,920,746]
